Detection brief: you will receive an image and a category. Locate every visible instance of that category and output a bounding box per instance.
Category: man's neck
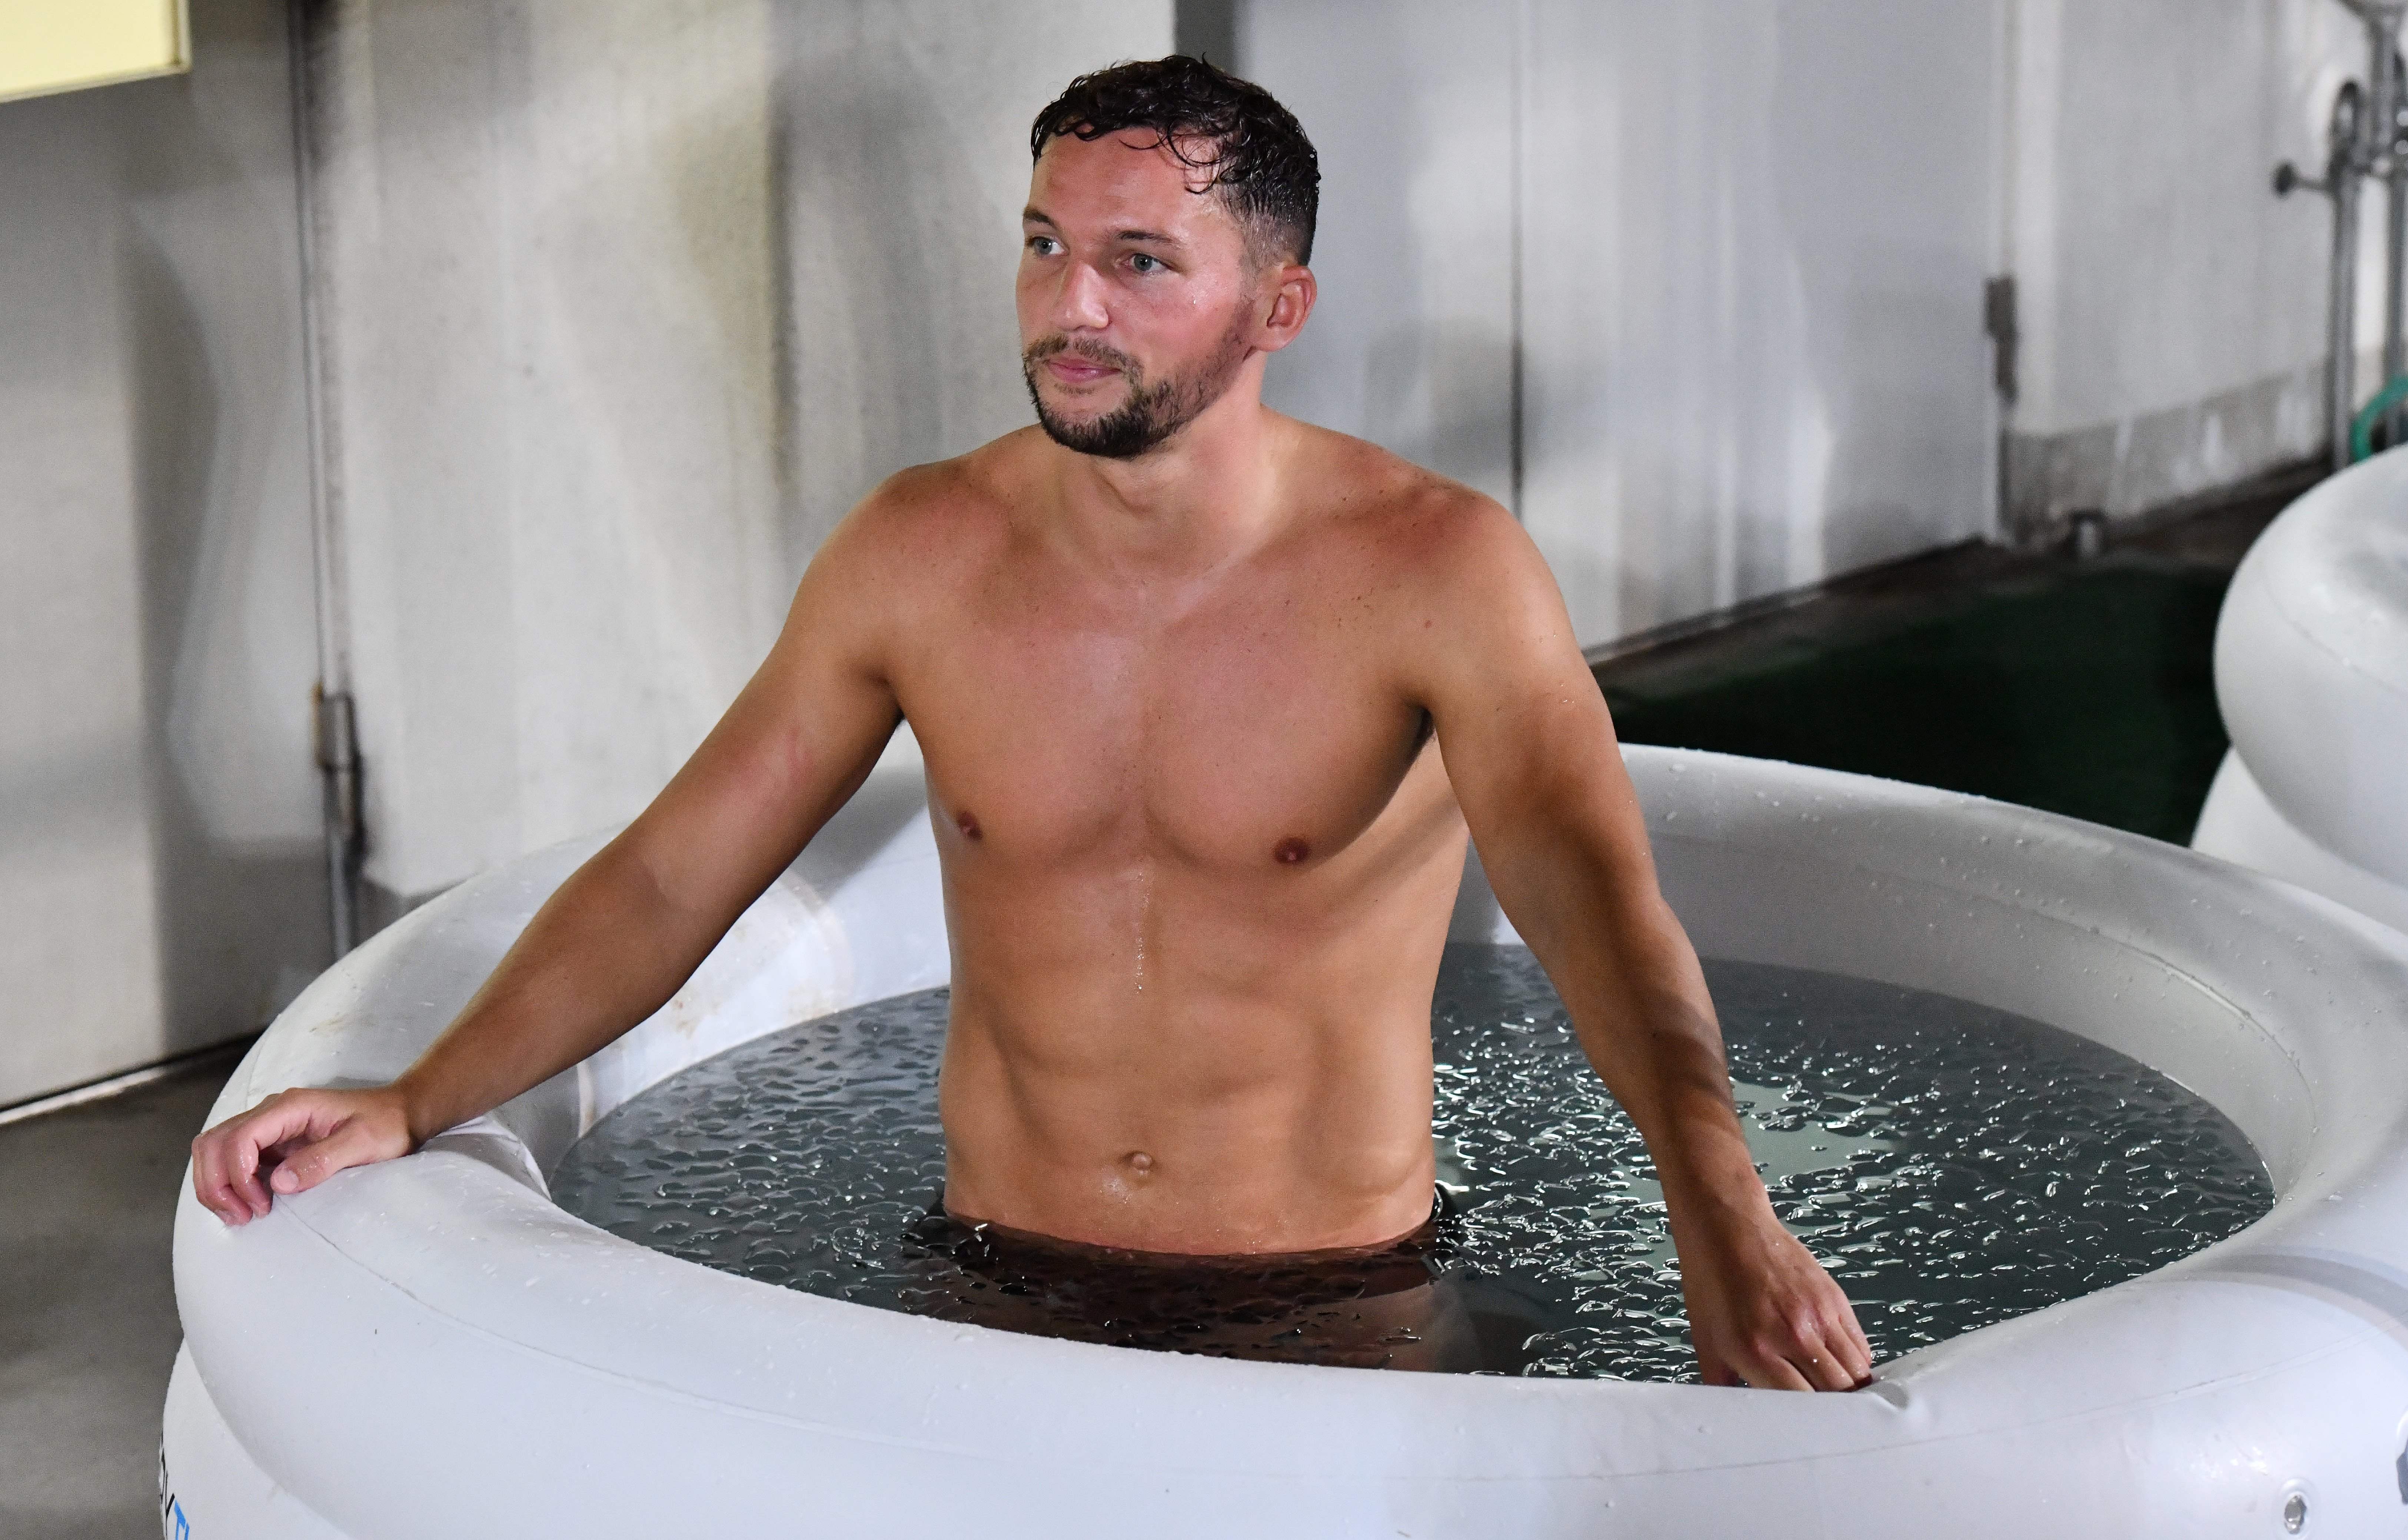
[1044,369,1291,573]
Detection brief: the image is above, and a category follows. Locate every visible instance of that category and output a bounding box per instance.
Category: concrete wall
[306,0,795,913]
[0,0,326,1106]
[2002,0,2356,531]
[310,0,1172,911]
[1231,0,2004,647]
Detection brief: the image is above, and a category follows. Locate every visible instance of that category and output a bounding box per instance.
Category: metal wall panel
[1238,0,1519,507]
[1233,0,2002,647]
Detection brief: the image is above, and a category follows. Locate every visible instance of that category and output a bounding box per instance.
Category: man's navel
[1121,1150,1155,1178]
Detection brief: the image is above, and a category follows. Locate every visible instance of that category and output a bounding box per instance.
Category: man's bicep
[1417,517,1654,899]
[622,517,905,914]
[1417,518,1611,805]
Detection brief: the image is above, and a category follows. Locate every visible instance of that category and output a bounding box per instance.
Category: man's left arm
[1408,497,1872,1391]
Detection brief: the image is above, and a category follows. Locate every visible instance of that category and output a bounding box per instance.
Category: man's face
[1018,131,1264,459]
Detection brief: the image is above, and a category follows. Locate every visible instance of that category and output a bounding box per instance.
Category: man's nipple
[955,810,982,841]
[1273,836,1311,866]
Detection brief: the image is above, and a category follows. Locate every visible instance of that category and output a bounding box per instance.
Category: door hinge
[313,685,363,955]
[1983,274,2019,406]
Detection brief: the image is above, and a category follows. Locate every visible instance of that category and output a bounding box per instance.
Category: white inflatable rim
[2207,448,2408,892]
[170,746,2408,1539]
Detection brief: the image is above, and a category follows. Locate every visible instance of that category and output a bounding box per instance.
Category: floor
[0,463,2316,1537]
[1,1061,236,1540]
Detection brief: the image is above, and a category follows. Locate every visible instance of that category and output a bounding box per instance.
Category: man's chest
[890,575,1436,870]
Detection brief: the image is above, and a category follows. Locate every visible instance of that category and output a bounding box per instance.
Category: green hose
[2349,375,2408,463]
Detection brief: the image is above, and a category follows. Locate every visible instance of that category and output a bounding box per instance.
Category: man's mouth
[1042,356,1121,386]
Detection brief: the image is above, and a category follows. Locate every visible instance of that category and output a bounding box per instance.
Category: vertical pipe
[2387,179,2408,449]
[285,0,360,956]
[2328,76,2367,469]
[2379,20,2408,448]
[2334,162,2363,469]
[2389,166,2407,400]
[2372,18,2407,416]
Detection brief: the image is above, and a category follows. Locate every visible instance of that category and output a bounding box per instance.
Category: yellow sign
[0,0,190,105]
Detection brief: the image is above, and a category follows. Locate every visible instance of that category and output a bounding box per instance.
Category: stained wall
[307,0,1172,911]
[0,0,325,1105]
[2004,0,2363,531]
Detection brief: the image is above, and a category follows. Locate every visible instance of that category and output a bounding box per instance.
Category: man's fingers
[1806,1277,1875,1387]
[1796,1335,1858,1392]
[1838,1306,1875,1383]
[189,1136,242,1224]
[1703,1299,1872,1391]
[232,1098,317,1209]
[1703,1331,1861,1392]
[1831,1318,1875,1386]
[192,1091,347,1224]
[192,1113,272,1224]
[264,1116,392,1196]
[1783,1287,1875,1390]
[1736,1345,1815,1392]
[227,1114,279,1218]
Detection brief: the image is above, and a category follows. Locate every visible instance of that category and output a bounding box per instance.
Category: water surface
[551,947,2272,1380]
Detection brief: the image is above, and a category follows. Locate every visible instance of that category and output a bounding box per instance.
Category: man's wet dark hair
[1030,55,1320,266]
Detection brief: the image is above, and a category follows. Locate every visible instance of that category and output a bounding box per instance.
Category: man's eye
[1129,253,1162,274]
[1027,236,1060,256]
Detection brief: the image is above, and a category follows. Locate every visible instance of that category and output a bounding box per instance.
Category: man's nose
[1051,260,1111,333]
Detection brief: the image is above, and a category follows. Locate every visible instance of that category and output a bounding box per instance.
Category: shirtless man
[192,56,1870,1391]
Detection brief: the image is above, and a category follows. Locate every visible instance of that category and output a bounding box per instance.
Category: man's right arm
[190,495,915,1225]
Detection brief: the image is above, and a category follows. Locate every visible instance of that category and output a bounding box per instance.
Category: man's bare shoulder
[832,429,1048,568]
[1284,420,1545,597]
[843,431,1040,544]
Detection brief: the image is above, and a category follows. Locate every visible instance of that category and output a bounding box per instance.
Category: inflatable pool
[2193,449,2408,936]
[166,746,2408,1539]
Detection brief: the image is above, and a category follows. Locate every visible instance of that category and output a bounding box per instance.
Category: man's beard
[1021,323,1252,459]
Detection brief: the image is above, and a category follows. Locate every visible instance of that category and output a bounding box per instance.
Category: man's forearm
[1562,916,1786,1255]
[390,837,736,1142]
[1513,870,1765,1196]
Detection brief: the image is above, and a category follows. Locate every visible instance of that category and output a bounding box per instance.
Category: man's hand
[189,1087,415,1225]
[1673,1191,1872,1390]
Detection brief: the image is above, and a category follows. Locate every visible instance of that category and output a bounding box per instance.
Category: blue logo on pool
[157,1447,189,1539]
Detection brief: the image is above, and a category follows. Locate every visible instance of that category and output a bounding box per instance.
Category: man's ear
[1255,263,1317,353]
